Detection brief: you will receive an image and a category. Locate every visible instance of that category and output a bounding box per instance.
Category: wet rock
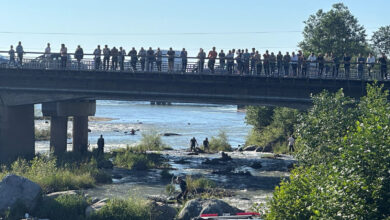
[262,144,273,152]
[112,174,123,179]
[243,145,257,151]
[85,198,108,217]
[150,201,178,220]
[174,159,190,164]
[0,175,42,213]
[187,152,198,156]
[177,198,242,220]
[255,147,264,152]
[203,158,220,165]
[46,190,78,199]
[98,160,114,169]
[250,161,263,169]
[236,147,244,152]
[221,152,232,161]
[163,133,181,136]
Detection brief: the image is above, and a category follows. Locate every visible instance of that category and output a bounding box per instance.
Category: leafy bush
[208,131,232,152]
[135,130,170,152]
[89,198,151,220]
[266,83,390,219]
[34,194,89,220]
[113,149,164,170]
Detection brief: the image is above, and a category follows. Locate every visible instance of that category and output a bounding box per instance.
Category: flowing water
[35,101,293,210]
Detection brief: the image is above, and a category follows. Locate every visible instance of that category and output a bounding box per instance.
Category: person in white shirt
[288,135,295,152]
[307,52,317,75]
[366,53,375,77]
[60,44,67,69]
[45,43,51,68]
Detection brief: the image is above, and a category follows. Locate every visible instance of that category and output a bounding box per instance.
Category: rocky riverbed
[81,150,295,211]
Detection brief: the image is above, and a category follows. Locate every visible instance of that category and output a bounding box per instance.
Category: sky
[0,0,389,56]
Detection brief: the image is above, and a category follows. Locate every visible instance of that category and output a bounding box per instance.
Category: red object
[236,212,261,216]
[200,214,219,217]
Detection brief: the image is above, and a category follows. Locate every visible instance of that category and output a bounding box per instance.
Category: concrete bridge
[0,67,388,163]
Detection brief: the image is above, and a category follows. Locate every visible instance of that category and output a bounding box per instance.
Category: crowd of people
[5,42,389,79]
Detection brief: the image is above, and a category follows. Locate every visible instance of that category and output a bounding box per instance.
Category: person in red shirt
[208,47,217,73]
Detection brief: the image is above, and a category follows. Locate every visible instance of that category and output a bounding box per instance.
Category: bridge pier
[50,116,68,155]
[0,104,35,163]
[42,100,96,155]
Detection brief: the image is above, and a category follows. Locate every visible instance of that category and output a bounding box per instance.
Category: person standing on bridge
[332,53,340,78]
[156,48,162,71]
[219,49,226,72]
[242,49,250,74]
[138,47,146,71]
[146,47,155,71]
[343,53,351,79]
[283,52,291,76]
[291,52,298,77]
[254,51,262,75]
[269,52,276,76]
[263,50,270,76]
[226,50,234,74]
[357,53,365,79]
[208,47,217,73]
[317,53,324,77]
[97,135,105,157]
[44,43,51,69]
[197,48,206,73]
[119,47,126,71]
[167,47,175,72]
[378,53,388,79]
[111,47,119,70]
[93,45,102,70]
[103,45,111,70]
[128,47,138,71]
[75,45,84,70]
[366,53,375,78]
[277,51,283,76]
[181,48,188,73]
[16,41,24,67]
[307,52,317,76]
[8,45,16,66]
[60,44,68,69]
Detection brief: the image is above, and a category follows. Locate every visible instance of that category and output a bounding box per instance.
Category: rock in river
[177,198,242,220]
[0,175,42,213]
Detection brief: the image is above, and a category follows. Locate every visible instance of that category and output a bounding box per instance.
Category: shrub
[113,149,164,170]
[34,194,89,220]
[136,130,170,152]
[89,198,151,220]
[208,131,232,152]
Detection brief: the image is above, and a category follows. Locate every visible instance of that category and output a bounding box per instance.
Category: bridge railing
[0,51,388,81]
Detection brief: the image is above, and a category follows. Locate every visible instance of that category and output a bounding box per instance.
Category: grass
[0,153,112,194]
[113,148,165,170]
[88,197,152,220]
[208,130,233,152]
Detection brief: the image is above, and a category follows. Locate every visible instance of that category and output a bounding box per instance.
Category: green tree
[299,3,367,57]
[245,106,274,131]
[371,25,390,55]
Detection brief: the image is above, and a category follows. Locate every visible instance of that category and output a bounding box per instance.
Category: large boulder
[85,198,108,217]
[0,175,42,213]
[177,199,242,220]
[243,145,257,151]
[150,201,178,220]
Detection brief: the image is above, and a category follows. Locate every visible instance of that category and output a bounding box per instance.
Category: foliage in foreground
[266,83,390,219]
[89,198,151,220]
[208,130,232,152]
[0,153,112,193]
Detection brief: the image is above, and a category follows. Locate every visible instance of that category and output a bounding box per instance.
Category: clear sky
[0,0,389,56]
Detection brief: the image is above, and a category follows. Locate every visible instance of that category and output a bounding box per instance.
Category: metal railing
[0,51,388,81]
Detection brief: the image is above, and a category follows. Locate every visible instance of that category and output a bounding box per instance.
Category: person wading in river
[190,137,198,152]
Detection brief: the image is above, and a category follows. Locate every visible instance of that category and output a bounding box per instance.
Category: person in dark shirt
[97,135,104,157]
[74,45,84,70]
[203,138,209,153]
[283,52,291,76]
[156,48,162,71]
[378,53,388,79]
[301,55,307,77]
[146,47,155,71]
[190,137,198,152]
[181,48,188,73]
[332,53,340,77]
[167,47,175,72]
[197,48,206,73]
[357,53,365,79]
[269,52,276,76]
[250,48,256,74]
[254,51,262,75]
[276,51,283,76]
[138,47,146,71]
[226,50,234,74]
[263,50,270,76]
[317,53,324,77]
[208,47,217,73]
[93,45,101,70]
[111,47,119,70]
[119,47,126,71]
[236,49,242,74]
[297,51,303,76]
[103,45,110,70]
[175,176,188,202]
[343,53,351,78]
[128,47,138,71]
[219,50,226,72]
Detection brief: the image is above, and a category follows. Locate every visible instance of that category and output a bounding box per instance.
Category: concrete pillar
[72,116,88,153]
[0,104,35,163]
[50,116,68,155]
